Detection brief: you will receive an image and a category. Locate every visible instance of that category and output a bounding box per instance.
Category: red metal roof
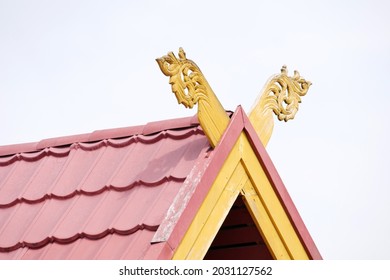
[0,115,211,259]
[0,108,321,260]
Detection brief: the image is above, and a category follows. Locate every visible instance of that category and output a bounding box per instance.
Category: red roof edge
[0,115,200,157]
[146,106,321,260]
[141,115,199,135]
[0,142,39,158]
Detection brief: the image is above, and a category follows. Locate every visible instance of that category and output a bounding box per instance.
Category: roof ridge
[0,127,203,166]
[0,114,200,157]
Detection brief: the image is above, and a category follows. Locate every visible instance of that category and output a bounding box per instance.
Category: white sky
[1,0,389,259]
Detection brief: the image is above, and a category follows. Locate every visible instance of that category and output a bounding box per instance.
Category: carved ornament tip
[178,47,186,60]
[281,65,288,74]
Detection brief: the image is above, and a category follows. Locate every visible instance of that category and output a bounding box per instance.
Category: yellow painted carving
[156,50,312,259]
[172,132,310,260]
[156,48,230,148]
[249,65,311,146]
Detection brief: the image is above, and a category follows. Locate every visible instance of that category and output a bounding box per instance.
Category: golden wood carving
[249,65,311,146]
[157,48,230,148]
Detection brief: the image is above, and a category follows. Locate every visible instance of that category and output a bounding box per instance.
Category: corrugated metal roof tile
[17,154,70,204]
[0,115,210,259]
[0,142,39,157]
[0,202,45,250]
[88,125,144,142]
[36,133,91,151]
[118,230,156,260]
[23,198,76,246]
[0,160,43,205]
[141,116,198,136]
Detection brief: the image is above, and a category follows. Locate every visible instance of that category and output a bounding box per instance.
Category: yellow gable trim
[172,138,244,259]
[240,133,308,259]
[172,132,309,260]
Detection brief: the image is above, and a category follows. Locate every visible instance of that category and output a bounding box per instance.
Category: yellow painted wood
[157,49,313,259]
[185,163,248,259]
[157,48,230,148]
[249,66,311,146]
[248,108,274,147]
[172,133,310,260]
[241,181,291,259]
[240,134,309,259]
[173,138,245,259]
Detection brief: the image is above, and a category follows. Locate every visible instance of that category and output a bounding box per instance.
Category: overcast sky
[1,0,389,260]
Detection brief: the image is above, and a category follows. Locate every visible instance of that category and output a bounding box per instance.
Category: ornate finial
[156,47,208,109]
[249,65,312,146]
[156,48,230,148]
[263,65,311,122]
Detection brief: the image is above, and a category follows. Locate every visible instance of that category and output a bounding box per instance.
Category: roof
[1,48,321,260]
[0,114,211,259]
[0,108,321,260]
[147,107,321,260]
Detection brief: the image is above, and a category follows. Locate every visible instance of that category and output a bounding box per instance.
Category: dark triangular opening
[204,195,274,260]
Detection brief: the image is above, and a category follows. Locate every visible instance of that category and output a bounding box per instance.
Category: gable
[149,107,321,260]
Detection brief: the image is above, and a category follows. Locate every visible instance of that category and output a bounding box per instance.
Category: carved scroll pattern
[156,48,210,109]
[263,65,311,122]
[156,48,230,148]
